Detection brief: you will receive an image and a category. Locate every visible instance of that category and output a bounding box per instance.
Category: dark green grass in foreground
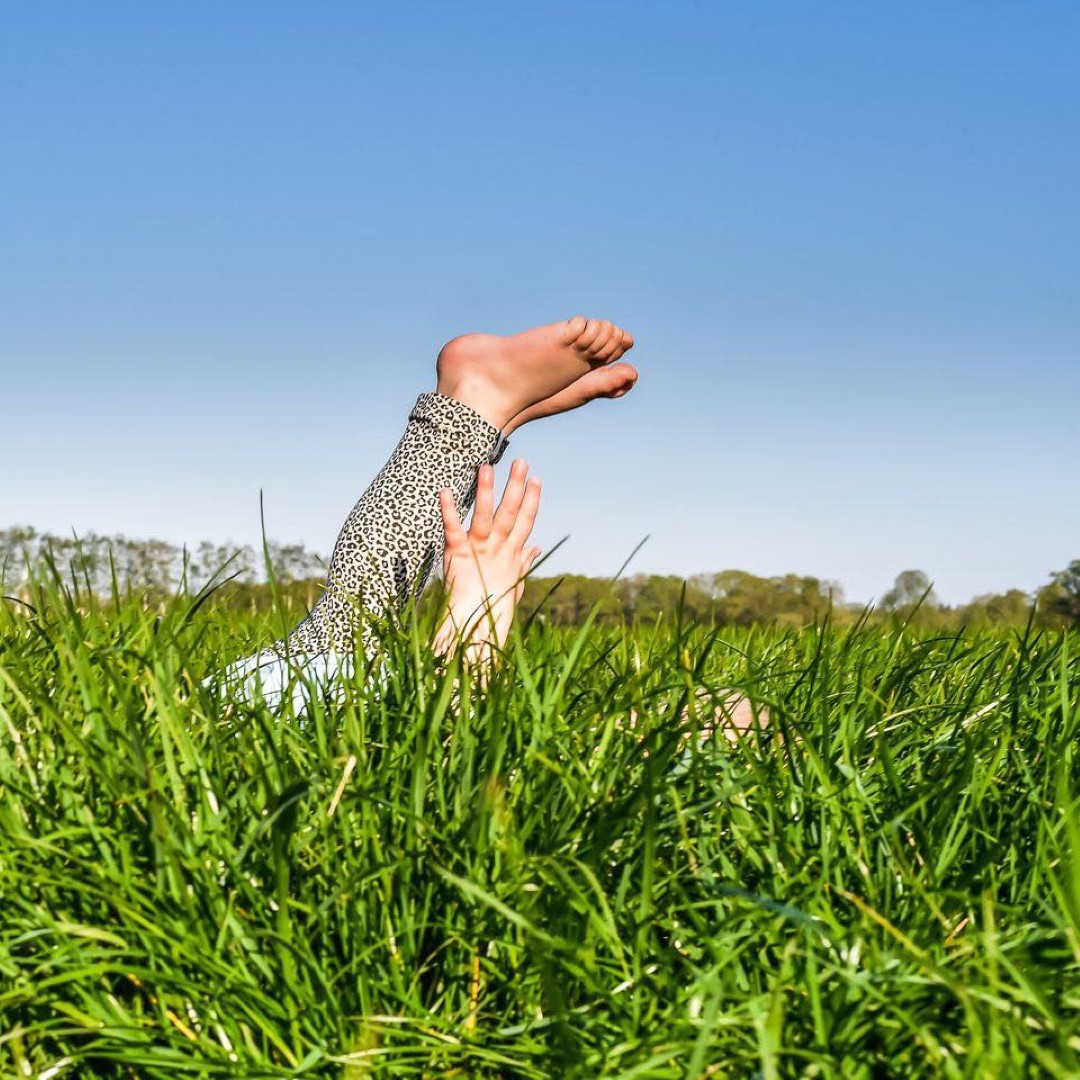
[1,578,1079,1078]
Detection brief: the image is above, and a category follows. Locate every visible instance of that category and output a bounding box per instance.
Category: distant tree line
[512,571,843,628]
[0,526,326,594]
[2,526,1077,630]
[510,567,1078,630]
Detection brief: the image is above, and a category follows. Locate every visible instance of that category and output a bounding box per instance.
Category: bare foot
[503,361,638,435]
[435,316,634,429]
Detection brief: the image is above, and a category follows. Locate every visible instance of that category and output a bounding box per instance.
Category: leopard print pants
[218,392,508,705]
[285,391,509,655]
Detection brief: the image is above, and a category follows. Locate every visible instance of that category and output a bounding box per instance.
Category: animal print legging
[220,392,508,704]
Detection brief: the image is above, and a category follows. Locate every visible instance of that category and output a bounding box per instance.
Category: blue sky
[2,1,1077,604]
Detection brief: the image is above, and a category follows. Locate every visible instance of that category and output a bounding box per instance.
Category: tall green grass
[1,570,1078,1077]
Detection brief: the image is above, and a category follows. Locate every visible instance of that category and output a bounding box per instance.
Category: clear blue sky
[3,2,1077,604]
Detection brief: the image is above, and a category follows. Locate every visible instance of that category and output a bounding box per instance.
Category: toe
[601,361,638,396]
[604,326,633,360]
[595,326,625,362]
[563,315,589,343]
[588,321,615,357]
[576,318,605,351]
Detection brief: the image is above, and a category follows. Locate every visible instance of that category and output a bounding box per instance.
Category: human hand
[433,459,542,665]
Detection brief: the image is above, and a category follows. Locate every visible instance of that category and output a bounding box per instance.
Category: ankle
[435,372,515,429]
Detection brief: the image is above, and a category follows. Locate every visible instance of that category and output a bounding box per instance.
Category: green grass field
[2,575,1079,1078]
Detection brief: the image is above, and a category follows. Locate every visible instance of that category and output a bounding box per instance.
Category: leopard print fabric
[281,391,508,659]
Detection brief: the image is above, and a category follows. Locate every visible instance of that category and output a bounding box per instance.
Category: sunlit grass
[1,570,1078,1077]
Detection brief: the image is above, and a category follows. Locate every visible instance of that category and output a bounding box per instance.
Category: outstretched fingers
[439,488,468,551]
[471,464,496,539]
[521,543,542,578]
[492,458,529,538]
[516,545,542,601]
[508,476,542,549]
